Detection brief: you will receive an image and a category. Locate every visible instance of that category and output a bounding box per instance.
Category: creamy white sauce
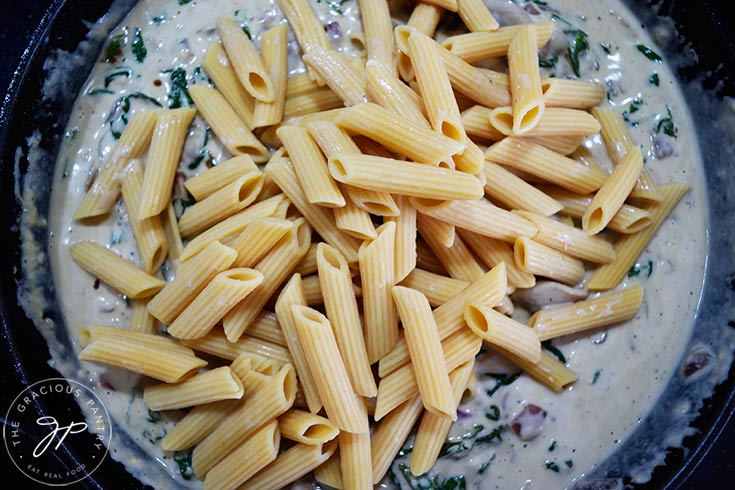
[29,0,716,488]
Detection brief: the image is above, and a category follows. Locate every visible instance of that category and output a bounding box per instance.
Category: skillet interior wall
[0,1,734,489]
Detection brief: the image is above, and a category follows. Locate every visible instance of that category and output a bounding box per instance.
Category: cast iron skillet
[1,1,734,489]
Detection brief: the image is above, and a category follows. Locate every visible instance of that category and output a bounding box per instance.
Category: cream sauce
[39,0,712,488]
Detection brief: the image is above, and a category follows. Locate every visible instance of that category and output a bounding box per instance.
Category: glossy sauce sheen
[46,0,708,488]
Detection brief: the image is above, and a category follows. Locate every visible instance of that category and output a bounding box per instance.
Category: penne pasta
[371,394,424,484]
[465,302,541,363]
[69,242,164,299]
[542,78,606,109]
[144,366,244,411]
[457,229,536,289]
[483,161,563,216]
[167,268,264,339]
[442,22,555,63]
[303,48,368,106]
[138,108,196,219]
[185,155,259,201]
[514,236,586,286]
[202,42,255,128]
[358,0,395,75]
[508,24,544,134]
[339,431,372,490]
[489,106,601,137]
[216,17,274,102]
[386,194,418,282]
[229,217,294,268]
[276,0,331,81]
[365,59,429,127]
[278,409,339,445]
[182,331,292,365]
[130,299,157,333]
[253,24,289,127]
[317,243,377,397]
[393,286,455,419]
[457,0,499,32]
[242,440,338,490]
[399,268,468,307]
[497,348,578,393]
[417,213,486,282]
[189,85,269,162]
[396,2,442,81]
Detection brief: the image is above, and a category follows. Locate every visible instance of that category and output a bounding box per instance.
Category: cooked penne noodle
[75,110,158,220]
[204,420,280,490]
[182,331,292,365]
[277,125,345,207]
[138,108,196,219]
[178,172,264,237]
[465,302,541,363]
[365,59,429,127]
[283,89,344,119]
[378,263,506,377]
[216,17,274,102]
[386,195,418,282]
[531,285,644,341]
[587,183,689,290]
[508,24,544,134]
[514,236,586,286]
[161,202,184,263]
[541,186,653,234]
[79,333,207,383]
[410,360,474,475]
[374,327,482,420]
[542,78,606,109]
[253,24,288,127]
[421,0,458,10]
[399,268,468,307]
[458,0,499,31]
[409,30,465,143]
[393,286,455,419]
[274,274,323,414]
[359,221,399,363]
[70,242,164,299]
[396,2,442,81]
[413,197,539,244]
[452,137,485,173]
[334,190,377,240]
[318,243,377,397]
[346,186,399,216]
[483,161,563,216]
[265,158,361,263]
[79,326,192,355]
[295,243,319,276]
[144,366,244,411]
[229,217,293,268]
[185,155,259,201]
[192,364,296,477]
[371,394,424,484]
[120,160,168,274]
[148,240,237,323]
[314,453,344,490]
[457,229,536,289]
[303,48,368,106]
[245,311,286,346]
[583,147,644,235]
[168,268,264,339]
[461,105,505,142]
[243,440,338,490]
[286,72,322,98]
[497,348,577,393]
[329,153,483,200]
[340,431,372,490]
[130,299,157,333]
[357,0,395,76]
[513,210,616,264]
[436,42,510,109]
[417,213,486,282]
[334,102,464,165]
[485,137,607,194]
[429,218,456,248]
[489,106,601,137]
[278,409,339,444]
[202,42,255,128]
[591,106,662,202]
[527,134,585,155]
[223,218,311,342]
[162,399,241,451]
[179,194,285,261]
[291,305,368,433]
[276,0,331,81]
[442,22,555,63]
[189,85,269,162]
[416,239,446,275]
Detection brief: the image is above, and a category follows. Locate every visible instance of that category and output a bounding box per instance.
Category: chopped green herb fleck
[486,405,501,421]
[146,409,161,423]
[636,43,662,62]
[178,0,193,5]
[316,0,349,15]
[174,451,194,480]
[600,42,613,55]
[104,33,125,63]
[104,68,132,88]
[438,424,507,458]
[62,160,70,178]
[592,369,602,385]
[545,461,561,473]
[542,340,566,364]
[565,459,574,468]
[132,28,147,62]
[566,29,589,77]
[478,454,496,474]
[65,127,79,140]
[628,260,654,278]
[531,0,549,6]
[397,444,414,457]
[649,73,660,86]
[539,55,559,68]
[485,372,521,398]
[89,88,115,96]
[628,98,643,114]
[655,105,677,137]
[152,14,166,24]
[242,23,252,39]
[549,439,557,451]
[163,67,193,108]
